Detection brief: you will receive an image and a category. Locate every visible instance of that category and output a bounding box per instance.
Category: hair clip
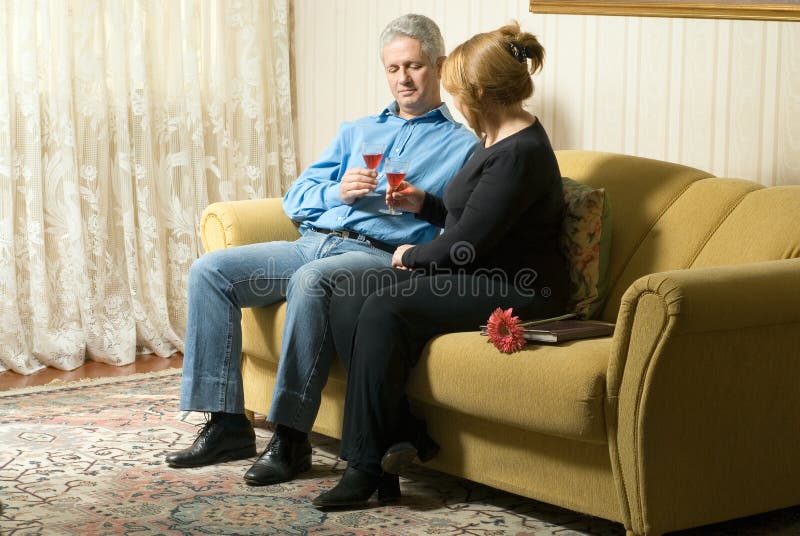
[507,43,527,63]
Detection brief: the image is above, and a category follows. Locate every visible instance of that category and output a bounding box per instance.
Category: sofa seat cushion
[241,303,609,444]
[406,332,612,444]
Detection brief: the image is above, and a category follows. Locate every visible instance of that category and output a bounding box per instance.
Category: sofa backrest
[691,186,800,268]
[556,150,713,321]
[599,176,768,320]
[556,150,800,322]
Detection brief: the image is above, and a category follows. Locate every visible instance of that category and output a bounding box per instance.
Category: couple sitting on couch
[166,13,569,508]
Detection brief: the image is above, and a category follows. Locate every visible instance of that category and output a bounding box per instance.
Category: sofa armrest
[605,258,800,536]
[200,198,301,252]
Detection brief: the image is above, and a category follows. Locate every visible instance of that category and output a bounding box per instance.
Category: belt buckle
[339,230,351,239]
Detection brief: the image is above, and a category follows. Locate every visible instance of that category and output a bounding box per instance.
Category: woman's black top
[401,119,568,296]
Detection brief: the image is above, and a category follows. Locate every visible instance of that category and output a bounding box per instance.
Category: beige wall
[292,0,800,186]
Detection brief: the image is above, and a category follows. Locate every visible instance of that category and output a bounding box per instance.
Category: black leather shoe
[165,413,256,468]
[243,429,312,486]
[312,466,382,509]
[381,432,440,475]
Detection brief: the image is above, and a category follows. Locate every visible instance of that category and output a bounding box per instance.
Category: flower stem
[518,312,578,328]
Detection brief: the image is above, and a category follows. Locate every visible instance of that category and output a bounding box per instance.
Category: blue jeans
[179,230,392,432]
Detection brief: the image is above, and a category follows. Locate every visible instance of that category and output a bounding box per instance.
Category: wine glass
[379,157,409,216]
[361,142,385,197]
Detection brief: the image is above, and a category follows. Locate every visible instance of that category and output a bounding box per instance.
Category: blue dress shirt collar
[381,101,457,123]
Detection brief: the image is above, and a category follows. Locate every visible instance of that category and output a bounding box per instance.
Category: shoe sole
[166,445,257,468]
[243,456,312,486]
[381,448,418,475]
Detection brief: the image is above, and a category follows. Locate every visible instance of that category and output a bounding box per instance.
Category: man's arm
[282,134,346,222]
[282,125,380,222]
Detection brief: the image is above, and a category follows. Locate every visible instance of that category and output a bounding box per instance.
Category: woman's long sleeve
[415,192,448,228]
[402,148,544,270]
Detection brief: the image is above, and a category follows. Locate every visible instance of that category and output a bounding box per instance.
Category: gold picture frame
[529,1,800,21]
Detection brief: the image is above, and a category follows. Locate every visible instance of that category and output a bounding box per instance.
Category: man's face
[382,36,442,119]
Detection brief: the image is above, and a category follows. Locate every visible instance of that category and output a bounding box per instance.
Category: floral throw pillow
[560,177,612,319]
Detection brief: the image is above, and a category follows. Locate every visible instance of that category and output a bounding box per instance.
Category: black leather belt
[309,226,396,254]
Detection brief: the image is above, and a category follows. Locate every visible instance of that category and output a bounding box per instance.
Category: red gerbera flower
[486,307,526,354]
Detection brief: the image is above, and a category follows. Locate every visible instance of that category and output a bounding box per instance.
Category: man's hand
[392,244,414,270]
[386,182,425,214]
[339,168,378,204]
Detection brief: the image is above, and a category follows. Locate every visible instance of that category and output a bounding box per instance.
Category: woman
[313,22,569,508]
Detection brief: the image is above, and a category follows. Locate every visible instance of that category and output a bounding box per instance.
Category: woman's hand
[386,182,425,214]
[392,244,414,270]
[339,168,378,204]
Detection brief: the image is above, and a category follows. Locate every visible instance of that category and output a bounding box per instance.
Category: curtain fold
[0,0,296,374]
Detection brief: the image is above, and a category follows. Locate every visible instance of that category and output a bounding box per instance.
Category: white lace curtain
[0,0,296,374]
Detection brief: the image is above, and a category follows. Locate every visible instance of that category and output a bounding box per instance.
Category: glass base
[363,191,381,197]
[379,207,403,215]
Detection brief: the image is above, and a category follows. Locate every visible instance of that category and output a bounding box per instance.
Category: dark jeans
[329,267,565,475]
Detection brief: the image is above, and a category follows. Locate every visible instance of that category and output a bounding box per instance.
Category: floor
[0,353,184,392]
[3,354,800,534]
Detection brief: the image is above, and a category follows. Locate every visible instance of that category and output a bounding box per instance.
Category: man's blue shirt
[282,102,478,246]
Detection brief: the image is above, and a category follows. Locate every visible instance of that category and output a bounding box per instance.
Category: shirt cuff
[323,183,343,208]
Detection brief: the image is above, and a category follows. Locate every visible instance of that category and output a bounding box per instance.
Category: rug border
[0,367,182,398]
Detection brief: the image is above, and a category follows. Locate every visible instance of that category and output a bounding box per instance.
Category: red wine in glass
[361,142,385,197]
[380,157,409,215]
[363,153,383,169]
[386,172,406,190]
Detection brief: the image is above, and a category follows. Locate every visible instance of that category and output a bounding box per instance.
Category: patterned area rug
[1,370,799,536]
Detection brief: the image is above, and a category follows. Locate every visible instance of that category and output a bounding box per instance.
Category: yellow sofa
[200,151,800,536]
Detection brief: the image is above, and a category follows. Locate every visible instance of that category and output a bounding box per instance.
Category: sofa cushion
[561,177,612,319]
[406,332,612,444]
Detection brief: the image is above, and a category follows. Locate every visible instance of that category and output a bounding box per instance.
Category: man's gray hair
[379,13,445,63]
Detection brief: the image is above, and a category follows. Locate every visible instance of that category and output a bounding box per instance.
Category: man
[165,13,477,486]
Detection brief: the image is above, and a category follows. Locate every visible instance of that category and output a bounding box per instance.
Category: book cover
[480,319,615,343]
